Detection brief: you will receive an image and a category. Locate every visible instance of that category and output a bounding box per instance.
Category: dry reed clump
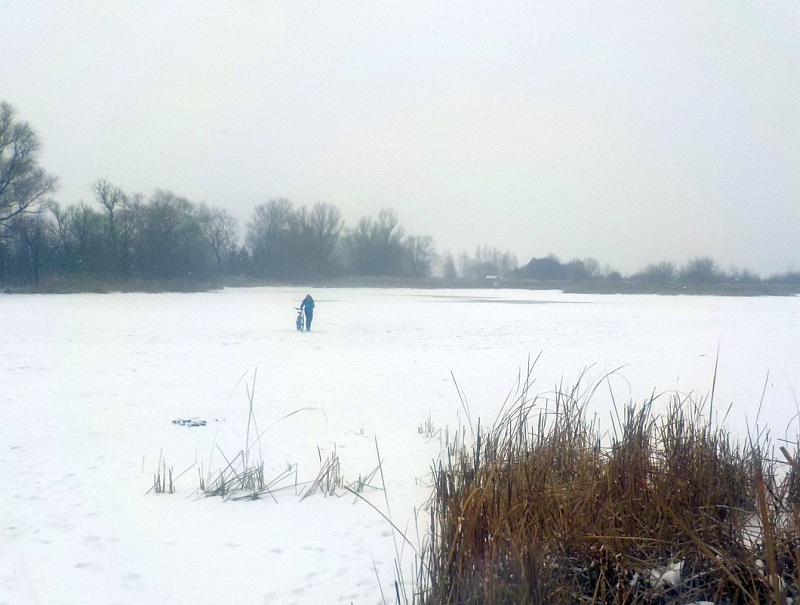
[199,450,299,501]
[423,378,800,605]
[299,447,382,500]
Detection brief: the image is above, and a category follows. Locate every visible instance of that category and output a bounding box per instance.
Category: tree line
[2,101,798,288]
[1,101,446,285]
[513,254,799,285]
[0,183,443,284]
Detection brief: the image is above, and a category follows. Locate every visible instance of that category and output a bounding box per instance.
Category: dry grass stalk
[150,450,174,495]
[300,447,383,501]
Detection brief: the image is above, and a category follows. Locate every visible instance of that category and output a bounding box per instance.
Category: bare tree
[346,216,377,275]
[244,200,344,278]
[18,210,56,283]
[728,265,761,284]
[457,252,470,278]
[51,202,105,275]
[344,208,406,276]
[496,250,519,277]
[634,261,675,284]
[199,205,239,274]
[137,190,208,277]
[459,245,518,278]
[92,179,124,246]
[376,208,404,246]
[1,209,57,283]
[582,257,600,279]
[404,235,438,278]
[373,208,405,275]
[679,257,721,283]
[246,198,294,277]
[442,252,457,279]
[0,102,58,224]
[290,205,314,276]
[91,178,129,275]
[114,192,143,277]
[309,202,343,274]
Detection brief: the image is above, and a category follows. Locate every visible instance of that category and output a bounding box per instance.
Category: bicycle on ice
[295,307,306,331]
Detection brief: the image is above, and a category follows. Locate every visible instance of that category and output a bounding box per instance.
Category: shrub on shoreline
[422,379,799,604]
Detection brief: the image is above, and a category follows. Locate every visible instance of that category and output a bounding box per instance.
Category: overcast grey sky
[2,1,798,274]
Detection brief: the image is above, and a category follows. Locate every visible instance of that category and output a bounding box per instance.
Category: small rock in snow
[172,418,206,427]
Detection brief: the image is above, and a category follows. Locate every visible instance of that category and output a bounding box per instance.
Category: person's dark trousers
[304,310,313,330]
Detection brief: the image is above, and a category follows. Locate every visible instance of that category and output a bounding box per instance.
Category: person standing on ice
[300,294,315,331]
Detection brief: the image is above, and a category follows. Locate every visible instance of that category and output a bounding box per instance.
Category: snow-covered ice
[1,287,798,604]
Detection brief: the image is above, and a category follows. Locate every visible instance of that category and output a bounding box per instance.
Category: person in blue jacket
[300,294,315,331]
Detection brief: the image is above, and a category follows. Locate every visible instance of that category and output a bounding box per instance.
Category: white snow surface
[1,286,799,604]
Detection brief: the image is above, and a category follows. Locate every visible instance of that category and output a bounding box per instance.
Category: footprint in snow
[83,535,101,548]
[121,573,143,590]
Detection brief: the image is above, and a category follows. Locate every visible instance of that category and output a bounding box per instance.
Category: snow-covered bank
[1,288,798,604]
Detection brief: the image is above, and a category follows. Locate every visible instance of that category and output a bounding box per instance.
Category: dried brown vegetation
[422,371,800,604]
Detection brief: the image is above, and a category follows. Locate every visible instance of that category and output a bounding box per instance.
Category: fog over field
[1,287,798,603]
[1,2,798,274]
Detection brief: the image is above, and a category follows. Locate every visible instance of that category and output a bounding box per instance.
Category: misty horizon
[2,1,798,275]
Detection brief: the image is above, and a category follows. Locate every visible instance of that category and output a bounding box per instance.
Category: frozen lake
[1,287,798,604]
